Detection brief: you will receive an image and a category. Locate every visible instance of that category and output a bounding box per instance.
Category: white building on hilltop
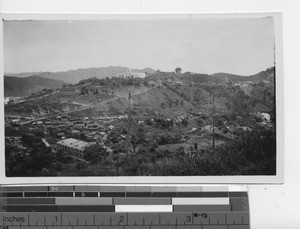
[117,68,146,78]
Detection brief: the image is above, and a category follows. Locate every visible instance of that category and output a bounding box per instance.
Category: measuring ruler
[0,185,250,229]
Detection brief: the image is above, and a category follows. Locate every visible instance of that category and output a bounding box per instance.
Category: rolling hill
[6,66,156,84]
[4,75,65,97]
[211,67,275,83]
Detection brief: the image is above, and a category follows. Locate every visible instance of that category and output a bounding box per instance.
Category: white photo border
[0,12,284,184]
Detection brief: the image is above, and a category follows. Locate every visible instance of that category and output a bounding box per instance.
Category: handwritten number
[194,213,208,218]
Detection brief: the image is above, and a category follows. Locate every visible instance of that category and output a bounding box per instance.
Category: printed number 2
[186,216,191,222]
[119,216,125,223]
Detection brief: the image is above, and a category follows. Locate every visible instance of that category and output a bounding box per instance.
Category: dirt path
[20,87,155,124]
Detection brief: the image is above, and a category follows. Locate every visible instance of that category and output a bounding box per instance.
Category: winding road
[18,87,155,125]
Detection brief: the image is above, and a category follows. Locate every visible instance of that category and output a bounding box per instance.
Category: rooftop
[57,138,96,151]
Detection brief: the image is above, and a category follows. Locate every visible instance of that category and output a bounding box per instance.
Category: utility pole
[126,91,131,155]
[212,93,215,149]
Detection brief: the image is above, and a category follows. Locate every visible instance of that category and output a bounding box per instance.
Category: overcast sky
[4,17,275,75]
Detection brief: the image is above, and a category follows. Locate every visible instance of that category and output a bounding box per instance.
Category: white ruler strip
[115,205,173,212]
[172,197,230,205]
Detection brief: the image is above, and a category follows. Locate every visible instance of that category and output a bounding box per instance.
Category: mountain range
[6,66,156,84]
[4,66,275,97]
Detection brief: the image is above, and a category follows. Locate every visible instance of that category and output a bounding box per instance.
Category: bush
[137,127,276,176]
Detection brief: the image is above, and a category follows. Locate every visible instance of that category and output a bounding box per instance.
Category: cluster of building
[166,79,184,86]
[31,114,123,162]
[4,96,25,105]
[5,137,28,157]
[117,69,146,78]
[30,114,128,143]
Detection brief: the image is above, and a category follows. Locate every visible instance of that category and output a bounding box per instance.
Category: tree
[176,146,185,157]
[84,145,109,164]
[194,143,198,151]
[80,86,88,95]
[175,67,182,74]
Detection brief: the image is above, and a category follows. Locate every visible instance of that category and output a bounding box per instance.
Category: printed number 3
[186,216,191,222]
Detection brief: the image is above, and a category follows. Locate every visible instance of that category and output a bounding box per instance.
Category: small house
[36,121,43,126]
[57,132,65,139]
[260,113,271,122]
[108,125,115,130]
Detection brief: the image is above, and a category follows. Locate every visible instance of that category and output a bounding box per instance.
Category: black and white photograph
[2,14,282,179]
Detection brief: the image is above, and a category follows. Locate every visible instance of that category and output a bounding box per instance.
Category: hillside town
[4,67,276,177]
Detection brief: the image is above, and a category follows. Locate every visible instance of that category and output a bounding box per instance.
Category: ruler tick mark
[192,213,194,225]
